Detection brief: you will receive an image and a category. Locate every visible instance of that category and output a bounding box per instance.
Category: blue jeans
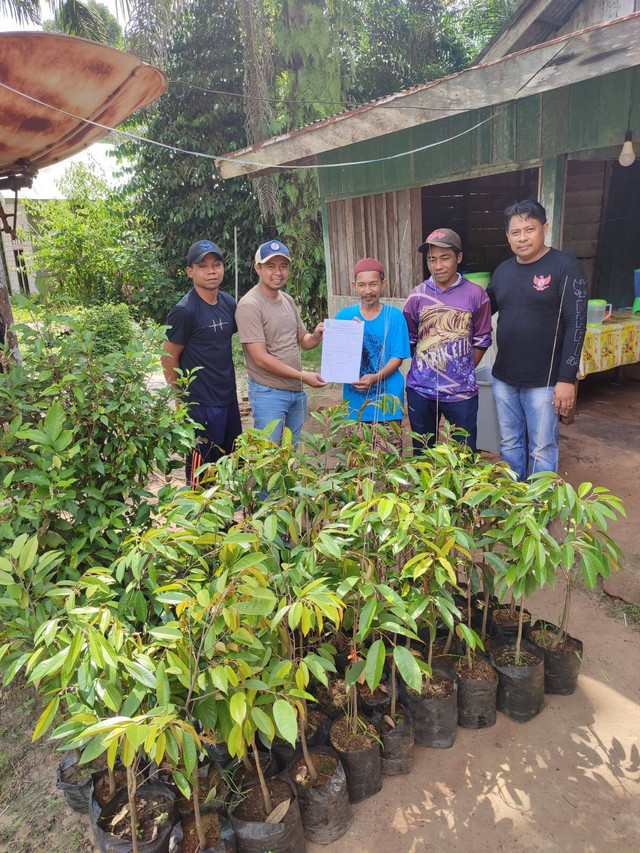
[407,387,479,454]
[248,378,307,445]
[492,378,559,480]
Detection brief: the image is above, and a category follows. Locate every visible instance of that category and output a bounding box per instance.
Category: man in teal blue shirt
[335,258,410,439]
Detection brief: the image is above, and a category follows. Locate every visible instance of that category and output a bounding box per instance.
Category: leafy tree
[24,160,173,319]
[43,0,123,46]
[347,0,468,101]
[116,0,262,310]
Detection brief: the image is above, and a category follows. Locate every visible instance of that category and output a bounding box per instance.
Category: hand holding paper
[321,318,364,383]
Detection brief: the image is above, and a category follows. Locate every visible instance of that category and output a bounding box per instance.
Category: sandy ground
[0,368,638,853]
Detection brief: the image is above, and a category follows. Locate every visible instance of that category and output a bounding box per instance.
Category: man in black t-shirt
[162,240,241,486]
[487,200,587,480]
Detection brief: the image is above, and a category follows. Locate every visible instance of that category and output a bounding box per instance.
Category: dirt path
[1,371,639,853]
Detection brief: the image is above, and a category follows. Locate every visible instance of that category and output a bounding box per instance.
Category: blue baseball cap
[187,240,223,265]
[254,240,291,264]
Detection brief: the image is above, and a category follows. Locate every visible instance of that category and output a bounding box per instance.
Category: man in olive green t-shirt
[235,240,326,444]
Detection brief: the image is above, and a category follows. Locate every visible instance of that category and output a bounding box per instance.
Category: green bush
[73,302,137,357]
[0,298,194,571]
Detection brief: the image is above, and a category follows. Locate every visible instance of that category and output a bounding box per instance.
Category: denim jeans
[407,387,479,454]
[248,378,307,445]
[492,377,559,480]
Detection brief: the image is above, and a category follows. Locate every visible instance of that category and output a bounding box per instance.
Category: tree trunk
[298,711,317,782]
[390,635,397,719]
[481,585,490,641]
[554,569,573,650]
[515,602,524,665]
[0,263,21,368]
[251,737,272,815]
[126,763,140,853]
[192,770,207,851]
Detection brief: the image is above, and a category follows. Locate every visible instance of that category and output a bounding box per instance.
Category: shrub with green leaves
[0,300,193,570]
[72,302,137,357]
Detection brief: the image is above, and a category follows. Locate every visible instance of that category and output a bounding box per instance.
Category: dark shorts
[186,401,242,487]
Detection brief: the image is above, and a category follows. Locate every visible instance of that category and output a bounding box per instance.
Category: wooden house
[217,0,640,318]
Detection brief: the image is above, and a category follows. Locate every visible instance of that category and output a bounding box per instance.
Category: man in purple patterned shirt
[403,228,492,454]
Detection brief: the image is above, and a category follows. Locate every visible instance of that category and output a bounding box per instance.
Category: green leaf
[251,708,275,741]
[345,660,365,690]
[316,533,342,561]
[365,639,385,692]
[125,723,149,752]
[263,515,278,541]
[358,598,377,637]
[273,699,297,746]
[18,536,39,575]
[148,625,183,641]
[32,696,60,741]
[123,659,156,690]
[378,498,393,522]
[172,769,191,799]
[393,645,422,693]
[182,730,198,776]
[44,401,65,442]
[229,692,246,725]
[156,662,170,706]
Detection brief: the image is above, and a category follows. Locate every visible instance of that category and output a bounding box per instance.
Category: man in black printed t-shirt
[162,240,241,486]
[487,200,587,480]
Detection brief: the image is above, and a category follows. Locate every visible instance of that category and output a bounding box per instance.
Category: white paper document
[321,318,364,384]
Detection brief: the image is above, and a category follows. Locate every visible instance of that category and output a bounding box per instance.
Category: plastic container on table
[586,299,612,326]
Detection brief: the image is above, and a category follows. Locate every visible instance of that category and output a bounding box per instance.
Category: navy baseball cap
[254,240,291,264]
[187,240,224,265]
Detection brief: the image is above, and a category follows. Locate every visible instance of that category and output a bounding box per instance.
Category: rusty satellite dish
[0,31,167,182]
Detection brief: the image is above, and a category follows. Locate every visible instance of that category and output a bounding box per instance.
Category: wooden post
[321,199,333,319]
[0,256,21,369]
[539,155,567,249]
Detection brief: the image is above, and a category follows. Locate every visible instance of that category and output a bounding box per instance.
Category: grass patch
[613,602,640,630]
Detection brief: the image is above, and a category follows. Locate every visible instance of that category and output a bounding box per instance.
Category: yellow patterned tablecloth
[578,311,640,379]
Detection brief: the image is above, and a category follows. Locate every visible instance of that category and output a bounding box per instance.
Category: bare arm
[298,322,324,351]
[161,340,184,389]
[353,357,403,391]
[473,347,487,368]
[245,341,326,387]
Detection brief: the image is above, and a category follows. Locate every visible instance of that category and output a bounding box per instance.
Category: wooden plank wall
[421,169,539,278]
[326,188,423,306]
[561,160,609,290]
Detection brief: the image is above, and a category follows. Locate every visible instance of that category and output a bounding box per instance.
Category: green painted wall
[317,68,640,202]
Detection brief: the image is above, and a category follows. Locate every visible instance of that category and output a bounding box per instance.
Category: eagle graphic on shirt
[533,274,551,291]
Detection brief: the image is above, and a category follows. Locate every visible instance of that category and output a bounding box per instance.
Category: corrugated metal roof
[216,12,640,180]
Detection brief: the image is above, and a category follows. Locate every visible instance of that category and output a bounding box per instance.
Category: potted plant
[529,478,625,694]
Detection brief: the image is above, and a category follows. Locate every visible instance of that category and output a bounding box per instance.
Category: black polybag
[56,754,97,813]
[530,620,583,695]
[457,667,498,729]
[491,641,544,723]
[168,812,236,853]
[329,718,382,804]
[93,780,177,853]
[290,745,352,845]
[229,776,306,853]
[399,667,458,748]
[372,705,414,775]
